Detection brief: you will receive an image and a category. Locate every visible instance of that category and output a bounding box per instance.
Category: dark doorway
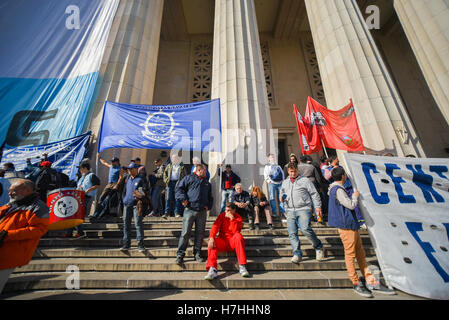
[278,139,288,168]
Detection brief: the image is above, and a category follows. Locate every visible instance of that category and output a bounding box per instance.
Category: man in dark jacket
[174,164,213,265]
[231,183,254,230]
[218,164,241,212]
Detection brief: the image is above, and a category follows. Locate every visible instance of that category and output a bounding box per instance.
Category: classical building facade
[87,0,449,212]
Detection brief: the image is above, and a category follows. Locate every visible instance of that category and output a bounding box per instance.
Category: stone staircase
[3,216,379,293]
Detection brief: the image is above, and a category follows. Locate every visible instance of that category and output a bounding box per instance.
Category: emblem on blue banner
[140,110,180,146]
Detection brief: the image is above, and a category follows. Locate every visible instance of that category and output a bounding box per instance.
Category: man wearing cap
[35,161,62,202]
[120,162,148,252]
[218,164,241,213]
[132,157,147,179]
[163,154,188,218]
[92,154,123,221]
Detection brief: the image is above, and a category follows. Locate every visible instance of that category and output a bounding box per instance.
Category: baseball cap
[111,157,120,162]
[132,157,141,162]
[41,161,52,167]
[127,163,140,169]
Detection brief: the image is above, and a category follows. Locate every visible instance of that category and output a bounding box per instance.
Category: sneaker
[73,233,86,239]
[138,245,146,253]
[175,256,183,266]
[353,281,373,298]
[249,223,255,230]
[315,247,325,261]
[360,223,368,230]
[254,224,260,231]
[268,224,274,230]
[239,265,250,278]
[204,267,218,280]
[291,255,302,264]
[175,214,181,218]
[194,253,204,263]
[120,246,130,252]
[366,281,396,295]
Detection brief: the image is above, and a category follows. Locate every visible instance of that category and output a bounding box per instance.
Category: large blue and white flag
[1,132,91,181]
[98,100,222,153]
[0,0,119,148]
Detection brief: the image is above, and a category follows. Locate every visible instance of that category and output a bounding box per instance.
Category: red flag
[293,104,321,155]
[307,97,365,152]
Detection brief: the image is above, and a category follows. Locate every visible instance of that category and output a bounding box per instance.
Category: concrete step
[4,270,358,292]
[33,245,377,258]
[37,235,372,248]
[44,228,368,238]
[16,257,378,273]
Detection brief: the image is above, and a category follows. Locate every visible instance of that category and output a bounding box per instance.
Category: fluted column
[304,0,425,157]
[87,0,164,189]
[394,0,449,126]
[209,0,276,213]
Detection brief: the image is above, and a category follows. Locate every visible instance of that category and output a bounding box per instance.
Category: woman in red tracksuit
[204,202,249,280]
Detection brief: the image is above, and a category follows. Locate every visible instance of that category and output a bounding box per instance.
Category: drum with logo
[47,188,85,230]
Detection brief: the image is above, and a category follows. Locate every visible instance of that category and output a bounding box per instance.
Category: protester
[323,155,366,228]
[190,156,210,180]
[35,161,64,202]
[163,154,188,218]
[298,156,323,191]
[218,164,241,213]
[328,167,395,297]
[231,183,254,230]
[132,157,147,179]
[284,153,299,177]
[0,179,49,294]
[280,163,325,264]
[175,164,213,265]
[249,186,273,231]
[264,154,285,217]
[0,176,11,207]
[120,163,149,252]
[64,162,100,238]
[204,203,249,280]
[91,155,122,221]
[2,162,22,180]
[148,158,166,217]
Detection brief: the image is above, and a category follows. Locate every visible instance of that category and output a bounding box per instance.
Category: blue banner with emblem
[1,132,91,181]
[98,100,222,153]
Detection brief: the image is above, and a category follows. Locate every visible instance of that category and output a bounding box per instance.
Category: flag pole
[321,139,329,158]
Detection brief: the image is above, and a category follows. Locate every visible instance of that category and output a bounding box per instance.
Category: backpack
[269,165,284,182]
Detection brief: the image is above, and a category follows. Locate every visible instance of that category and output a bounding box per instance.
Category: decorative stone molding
[190,42,212,102]
[261,42,275,108]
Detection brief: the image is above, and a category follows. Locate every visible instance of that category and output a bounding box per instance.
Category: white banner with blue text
[344,153,449,300]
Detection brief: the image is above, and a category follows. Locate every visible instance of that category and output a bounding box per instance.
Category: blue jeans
[220,189,234,213]
[122,205,144,248]
[177,207,207,258]
[286,208,323,257]
[151,185,163,214]
[165,181,182,216]
[268,183,285,216]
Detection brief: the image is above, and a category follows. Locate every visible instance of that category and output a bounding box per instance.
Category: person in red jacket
[0,179,49,294]
[205,202,249,280]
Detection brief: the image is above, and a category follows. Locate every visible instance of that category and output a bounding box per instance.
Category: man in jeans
[175,164,213,265]
[264,154,285,217]
[280,163,325,264]
[163,154,188,218]
[218,164,240,213]
[120,163,147,253]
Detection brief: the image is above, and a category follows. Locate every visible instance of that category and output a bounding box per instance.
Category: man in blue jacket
[175,164,213,265]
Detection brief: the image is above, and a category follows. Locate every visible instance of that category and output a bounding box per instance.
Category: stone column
[394,0,449,126]
[304,0,425,157]
[209,0,276,213]
[86,0,164,187]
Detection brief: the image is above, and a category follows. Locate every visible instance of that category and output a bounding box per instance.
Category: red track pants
[206,233,248,269]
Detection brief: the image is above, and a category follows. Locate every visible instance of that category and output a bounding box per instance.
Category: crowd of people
[0,150,397,298]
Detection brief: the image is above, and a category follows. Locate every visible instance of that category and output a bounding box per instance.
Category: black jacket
[175,174,213,211]
[219,170,241,190]
[250,195,269,209]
